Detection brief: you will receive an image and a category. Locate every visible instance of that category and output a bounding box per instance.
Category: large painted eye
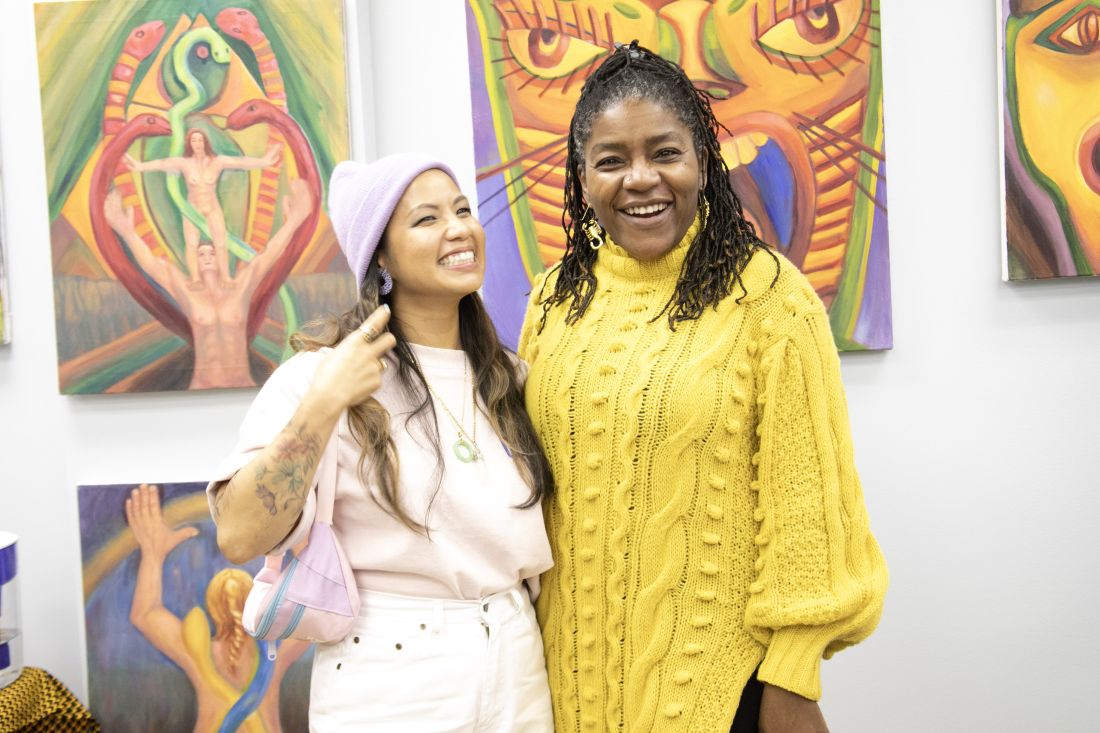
[1044,8,1100,54]
[757,0,863,58]
[505,29,605,80]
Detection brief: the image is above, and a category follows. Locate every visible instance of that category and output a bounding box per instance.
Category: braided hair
[539,41,777,330]
[206,568,252,676]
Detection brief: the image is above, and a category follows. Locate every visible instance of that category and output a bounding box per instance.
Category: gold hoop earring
[581,206,604,250]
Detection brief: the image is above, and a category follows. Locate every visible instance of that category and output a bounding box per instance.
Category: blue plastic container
[0,531,21,689]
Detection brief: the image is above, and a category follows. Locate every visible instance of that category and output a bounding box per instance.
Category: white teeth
[440,251,475,267]
[624,203,669,216]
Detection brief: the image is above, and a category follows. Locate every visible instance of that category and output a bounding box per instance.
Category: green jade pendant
[453,438,481,463]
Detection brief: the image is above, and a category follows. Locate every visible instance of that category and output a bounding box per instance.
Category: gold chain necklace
[423,358,481,463]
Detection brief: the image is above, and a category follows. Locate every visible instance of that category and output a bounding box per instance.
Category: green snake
[166,28,299,345]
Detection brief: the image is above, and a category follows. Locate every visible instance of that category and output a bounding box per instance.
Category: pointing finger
[357,304,391,343]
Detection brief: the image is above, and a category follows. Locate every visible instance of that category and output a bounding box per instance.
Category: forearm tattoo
[251,423,322,517]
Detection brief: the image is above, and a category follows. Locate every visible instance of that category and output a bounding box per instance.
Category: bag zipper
[279,602,307,640]
[253,557,300,639]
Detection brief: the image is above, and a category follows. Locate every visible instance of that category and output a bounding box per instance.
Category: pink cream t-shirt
[207,343,553,600]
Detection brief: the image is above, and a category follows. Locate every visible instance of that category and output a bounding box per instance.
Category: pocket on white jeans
[310,618,488,730]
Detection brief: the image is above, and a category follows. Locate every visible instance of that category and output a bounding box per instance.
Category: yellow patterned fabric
[0,667,100,732]
[519,225,888,732]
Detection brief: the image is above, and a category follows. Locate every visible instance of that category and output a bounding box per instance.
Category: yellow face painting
[1003,0,1100,278]
[466,0,891,350]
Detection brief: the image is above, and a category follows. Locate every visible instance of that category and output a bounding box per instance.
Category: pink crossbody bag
[241,425,360,643]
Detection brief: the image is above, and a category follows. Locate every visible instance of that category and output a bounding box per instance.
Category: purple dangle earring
[379,267,393,295]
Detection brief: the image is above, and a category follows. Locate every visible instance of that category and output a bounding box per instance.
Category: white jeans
[309,585,553,732]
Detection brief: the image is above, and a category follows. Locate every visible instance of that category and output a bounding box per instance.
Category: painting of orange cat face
[466,0,891,350]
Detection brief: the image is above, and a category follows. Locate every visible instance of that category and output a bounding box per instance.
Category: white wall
[2,1,1099,730]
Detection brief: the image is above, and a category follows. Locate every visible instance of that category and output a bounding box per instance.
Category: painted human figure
[103,179,311,389]
[126,484,308,732]
[124,128,281,283]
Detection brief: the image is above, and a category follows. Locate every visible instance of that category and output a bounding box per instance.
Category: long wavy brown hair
[291,256,553,532]
[183,128,213,158]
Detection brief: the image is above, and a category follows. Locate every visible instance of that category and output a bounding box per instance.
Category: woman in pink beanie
[208,153,555,731]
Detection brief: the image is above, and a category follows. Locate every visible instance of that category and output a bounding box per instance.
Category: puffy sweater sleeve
[746,295,888,701]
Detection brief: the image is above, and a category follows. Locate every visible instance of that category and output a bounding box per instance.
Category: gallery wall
[1,1,1099,731]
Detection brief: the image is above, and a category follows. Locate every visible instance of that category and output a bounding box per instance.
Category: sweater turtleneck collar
[592,215,702,284]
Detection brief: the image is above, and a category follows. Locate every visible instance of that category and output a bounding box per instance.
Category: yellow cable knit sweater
[518,223,888,732]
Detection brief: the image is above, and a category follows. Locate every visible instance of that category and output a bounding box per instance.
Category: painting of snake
[34,0,355,393]
[466,0,892,351]
[1000,0,1100,280]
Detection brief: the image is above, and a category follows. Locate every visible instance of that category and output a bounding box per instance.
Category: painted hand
[125,483,199,559]
[263,143,282,168]
[104,189,136,237]
[282,178,313,227]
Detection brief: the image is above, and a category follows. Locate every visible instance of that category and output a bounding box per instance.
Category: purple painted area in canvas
[1003,107,1074,275]
[1000,0,1074,276]
[0,643,9,670]
[853,163,893,349]
[467,6,500,167]
[466,2,531,351]
[284,523,353,616]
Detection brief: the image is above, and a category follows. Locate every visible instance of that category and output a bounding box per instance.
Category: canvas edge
[996,0,1010,282]
[0,162,8,346]
[343,0,375,163]
[74,484,97,707]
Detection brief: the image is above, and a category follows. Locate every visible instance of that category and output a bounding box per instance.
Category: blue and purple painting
[78,481,312,732]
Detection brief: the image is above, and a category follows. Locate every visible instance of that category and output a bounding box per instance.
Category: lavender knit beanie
[328,154,459,290]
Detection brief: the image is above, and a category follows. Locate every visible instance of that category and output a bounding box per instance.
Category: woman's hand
[126,484,199,560]
[123,153,144,172]
[310,304,397,411]
[759,684,830,733]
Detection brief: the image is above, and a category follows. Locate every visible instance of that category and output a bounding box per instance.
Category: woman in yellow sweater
[519,42,888,733]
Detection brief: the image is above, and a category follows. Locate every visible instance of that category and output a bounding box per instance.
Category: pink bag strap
[313,414,342,524]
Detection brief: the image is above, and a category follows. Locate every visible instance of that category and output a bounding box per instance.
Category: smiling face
[468,0,893,349]
[471,0,878,272]
[377,169,486,303]
[579,98,702,260]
